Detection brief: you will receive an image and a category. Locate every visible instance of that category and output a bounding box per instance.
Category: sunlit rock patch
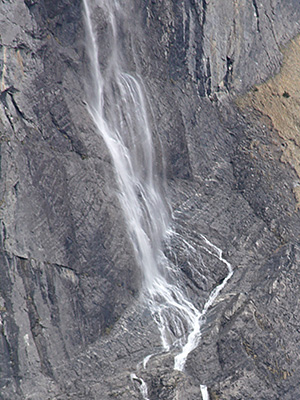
[237,35,300,210]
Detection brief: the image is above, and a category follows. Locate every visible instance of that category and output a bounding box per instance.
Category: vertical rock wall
[0,0,300,399]
[0,2,140,398]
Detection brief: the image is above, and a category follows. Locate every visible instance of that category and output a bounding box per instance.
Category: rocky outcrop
[187,244,300,399]
[237,35,300,210]
[1,0,300,399]
[0,1,139,398]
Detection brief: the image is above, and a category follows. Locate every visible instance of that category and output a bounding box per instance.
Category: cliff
[0,1,300,399]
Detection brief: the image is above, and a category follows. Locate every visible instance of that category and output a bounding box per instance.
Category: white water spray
[83,0,233,397]
[131,374,150,400]
[200,385,210,400]
[83,0,167,286]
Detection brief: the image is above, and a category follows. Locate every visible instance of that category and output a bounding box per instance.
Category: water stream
[83,1,233,398]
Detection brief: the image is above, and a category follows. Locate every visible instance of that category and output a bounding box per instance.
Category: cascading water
[83,1,233,398]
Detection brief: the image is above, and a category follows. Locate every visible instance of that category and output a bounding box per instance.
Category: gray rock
[0,0,300,399]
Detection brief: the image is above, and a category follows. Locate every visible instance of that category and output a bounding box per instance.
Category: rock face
[0,0,300,399]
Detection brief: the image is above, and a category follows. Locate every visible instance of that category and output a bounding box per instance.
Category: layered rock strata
[0,1,300,399]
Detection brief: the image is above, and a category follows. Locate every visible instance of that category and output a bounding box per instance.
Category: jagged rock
[0,1,300,399]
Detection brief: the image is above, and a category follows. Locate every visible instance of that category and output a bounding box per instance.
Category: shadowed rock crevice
[17,257,55,378]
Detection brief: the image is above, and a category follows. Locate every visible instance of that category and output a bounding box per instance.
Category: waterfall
[83,0,168,286]
[83,0,233,397]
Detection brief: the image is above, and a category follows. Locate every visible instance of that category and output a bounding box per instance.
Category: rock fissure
[252,0,260,33]
[264,10,280,49]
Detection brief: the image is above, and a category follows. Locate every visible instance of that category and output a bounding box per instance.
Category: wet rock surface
[0,0,300,399]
